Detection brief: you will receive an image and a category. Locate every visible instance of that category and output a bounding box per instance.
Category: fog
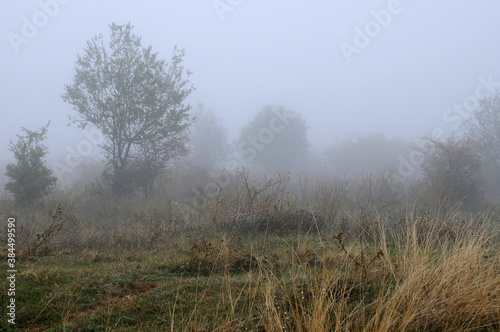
[2,1,500,188]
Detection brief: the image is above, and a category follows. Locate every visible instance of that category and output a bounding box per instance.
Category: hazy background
[2,0,500,185]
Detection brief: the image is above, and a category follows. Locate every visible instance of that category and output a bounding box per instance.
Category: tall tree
[463,92,500,165]
[238,105,309,171]
[463,92,500,201]
[188,104,231,170]
[5,122,57,205]
[62,23,194,197]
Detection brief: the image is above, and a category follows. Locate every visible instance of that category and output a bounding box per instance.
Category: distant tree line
[4,22,500,210]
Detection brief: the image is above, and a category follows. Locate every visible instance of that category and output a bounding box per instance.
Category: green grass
[2,221,500,331]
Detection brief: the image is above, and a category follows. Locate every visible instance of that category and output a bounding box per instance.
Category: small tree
[417,134,483,209]
[5,122,57,205]
[62,23,194,197]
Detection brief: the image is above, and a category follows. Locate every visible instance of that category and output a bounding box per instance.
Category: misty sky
[2,1,500,172]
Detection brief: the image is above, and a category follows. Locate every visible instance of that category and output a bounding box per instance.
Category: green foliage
[62,22,194,197]
[238,105,309,171]
[4,122,57,205]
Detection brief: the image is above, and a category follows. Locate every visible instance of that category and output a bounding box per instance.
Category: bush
[417,134,483,210]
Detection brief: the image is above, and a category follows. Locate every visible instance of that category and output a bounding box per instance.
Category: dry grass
[1,173,499,331]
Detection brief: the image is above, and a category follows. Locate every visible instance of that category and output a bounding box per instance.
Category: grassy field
[1,173,500,331]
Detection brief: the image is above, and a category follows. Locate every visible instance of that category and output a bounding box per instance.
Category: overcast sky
[2,1,500,172]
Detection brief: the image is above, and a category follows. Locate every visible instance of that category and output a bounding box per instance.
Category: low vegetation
[1,172,499,331]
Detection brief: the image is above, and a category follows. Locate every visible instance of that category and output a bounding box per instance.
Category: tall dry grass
[249,209,500,331]
[163,203,499,331]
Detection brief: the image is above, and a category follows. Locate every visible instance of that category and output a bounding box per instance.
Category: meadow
[1,171,499,331]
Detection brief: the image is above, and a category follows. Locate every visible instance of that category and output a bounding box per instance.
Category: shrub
[417,134,483,210]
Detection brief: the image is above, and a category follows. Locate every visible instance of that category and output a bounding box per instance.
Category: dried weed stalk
[333,232,384,279]
[21,203,69,259]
